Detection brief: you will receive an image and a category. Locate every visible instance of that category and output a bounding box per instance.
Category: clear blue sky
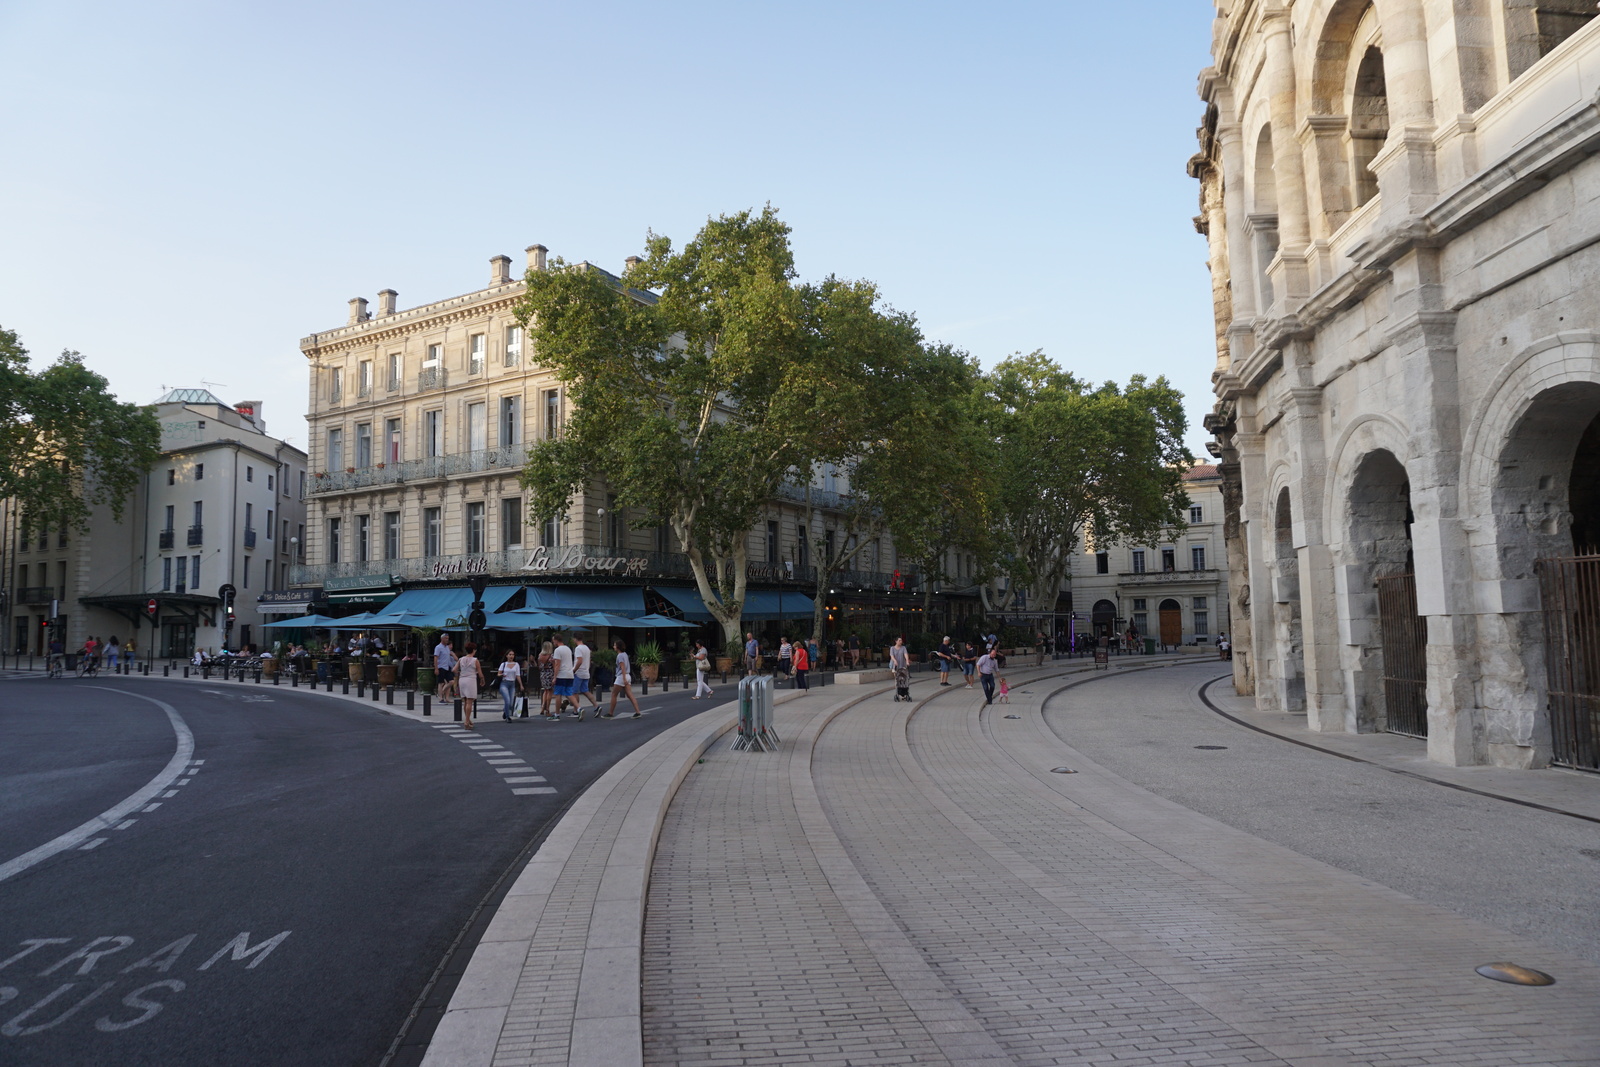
[0,1,1220,454]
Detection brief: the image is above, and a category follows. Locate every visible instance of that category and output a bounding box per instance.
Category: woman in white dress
[606,639,642,718]
[692,640,714,699]
[457,642,485,730]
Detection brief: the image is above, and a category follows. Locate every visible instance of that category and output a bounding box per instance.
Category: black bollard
[357,681,365,698]
[342,681,349,695]
[371,684,379,702]
[385,686,393,705]
[254,669,261,684]
[272,671,279,685]
[406,689,414,711]
[422,694,431,716]
[164,665,170,677]
[453,699,462,722]
[325,678,333,693]
[642,678,649,697]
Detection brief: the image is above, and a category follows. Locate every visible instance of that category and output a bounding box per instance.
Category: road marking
[502,776,547,784]
[470,746,509,753]
[494,767,533,774]
[511,787,557,795]
[489,762,529,769]
[161,790,179,798]
[77,838,108,851]
[141,804,161,813]
[0,688,194,884]
[114,820,135,831]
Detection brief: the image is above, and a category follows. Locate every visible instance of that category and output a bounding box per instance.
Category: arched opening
[1091,599,1117,642]
[1250,125,1280,311]
[1344,450,1423,736]
[1348,45,1389,207]
[1505,0,1599,83]
[1494,381,1600,769]
[1158,598,1183,649]
[1273,488,1306,712]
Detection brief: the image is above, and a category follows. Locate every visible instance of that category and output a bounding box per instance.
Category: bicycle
[46,654,64,678]
[76,654,99,678]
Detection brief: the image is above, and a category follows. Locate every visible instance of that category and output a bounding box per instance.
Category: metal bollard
[371,684,379,702]
[254,669,261,683]
[422,694,431,716]
[272,671,279,685]
[342,681,349,695]
[406,689,414,711]
[642,678,649,696]
[385,687,393,705]
[453,699,462,722]
[164,665,170,677]
[325,678,333,693]
[184,666,190,678]
[357,681,365,698]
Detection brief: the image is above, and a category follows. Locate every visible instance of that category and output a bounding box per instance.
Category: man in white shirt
[550,633,576,718]
[434,633,458,699]
[976,648,998,706]
[571,637,600,718]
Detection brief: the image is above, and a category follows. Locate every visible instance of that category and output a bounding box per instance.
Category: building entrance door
[1158,599,1182,647]
[1535,554,1600,771]
[1375,573,1428,738]
[163,621,193,660]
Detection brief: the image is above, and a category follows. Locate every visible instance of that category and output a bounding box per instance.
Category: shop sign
[257,588,321,605]
[522,546,648,577]
[431,557,492,578]
[326,574,395,591]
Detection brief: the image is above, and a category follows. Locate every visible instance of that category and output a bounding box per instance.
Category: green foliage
[723,638,744,665]
[591,648,618,671]
[980,352,1192,613]
[634,640,662,665]
[0,326,161,532]
[516,206,933,647]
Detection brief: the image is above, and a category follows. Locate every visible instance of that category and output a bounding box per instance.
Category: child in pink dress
[997,677,1010,703]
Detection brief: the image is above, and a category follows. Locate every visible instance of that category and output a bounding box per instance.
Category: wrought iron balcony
[292,544,696,586]
[18,586,54,604]
[309,448,530,494]
[417,366,446,391]
[1118,568,1219,584]
[187,525,204,546]
[772,482,849,510]
[243,528,257,549]
[159,529,175,550]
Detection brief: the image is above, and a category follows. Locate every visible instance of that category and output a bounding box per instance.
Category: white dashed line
[142,803,162,812]
[511,787,557,795]
[161,790,179,798]
[486,758,525,765]
[78,838,107,850]
[428,722,554,798]
[114,820,136,830]
[503,777,547,784]
[494,765,531,773]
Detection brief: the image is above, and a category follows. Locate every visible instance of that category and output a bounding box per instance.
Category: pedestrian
[692,640,714,699]
[537,640,557,717]
[107,636,121,671]
[433,633,457,700]
[550,633,576,717]
[778,636,793,677]
[889,636,910,701]
[935,636,956,686]
[961,642,978,688]
[1219,633,1232,661]
[125,636,136,663]
[497,649,524,721]
[1035,632,1046,668]
[792,637,810,691]
[997,676,1010,704]
[606,639,642,718]
[572,634,600,718]
[457,642,484,730]
[84,635,99,668]
[977,646,998,705]
[744,632,760,675]
[848,632,861,668]
[806,636,820,676]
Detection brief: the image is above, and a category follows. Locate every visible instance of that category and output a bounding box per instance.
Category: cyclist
[76,645,99,677]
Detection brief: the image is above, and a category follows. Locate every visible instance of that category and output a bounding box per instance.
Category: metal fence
[1375,573,1428,739]
[1536,554,1600,771]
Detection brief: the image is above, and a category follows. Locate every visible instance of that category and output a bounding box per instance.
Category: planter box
[640,663,660,683]
[417,666,436,694]
[378,664,397,686]
[346,662,363,682]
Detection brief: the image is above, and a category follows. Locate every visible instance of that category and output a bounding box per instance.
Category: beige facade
[293,248,914,628]
[1192,1,1600,769]
[1068,465,1231,647]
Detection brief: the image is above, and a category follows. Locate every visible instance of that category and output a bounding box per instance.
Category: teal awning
[523,586,646,615]
[652,586,813,622]
[380,585,523,628]
[654,586,714,622]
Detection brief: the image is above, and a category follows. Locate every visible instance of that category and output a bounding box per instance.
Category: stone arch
[1273,487,1307,711]
[1340,448,1417,733]
[1091,599,1116,640]
[1304,0,1387,229]
[1249,123,1281,311]
[1461,332,1600,764]
[1347,39,1389,207]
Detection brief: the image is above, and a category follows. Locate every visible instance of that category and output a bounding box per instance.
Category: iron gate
[1375,573,1428,738]
[1535,555,1600,772]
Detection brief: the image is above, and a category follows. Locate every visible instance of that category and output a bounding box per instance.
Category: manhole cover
[1581,848,1600,862]
[1194,745,1228,750]
[1004,714,1021,719]
[1475,963,1555,986]
[1050,767,1077,774]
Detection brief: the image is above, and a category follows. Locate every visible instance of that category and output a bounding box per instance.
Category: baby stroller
[891,661,911,702]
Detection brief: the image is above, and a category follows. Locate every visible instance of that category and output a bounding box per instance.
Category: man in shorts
[961,642,979,688]
[744,632,760,675]
[433,633,458,699]
[571,635,600,718]
[550,633,576,718]
[935,636,956,686]
[848,632,861,669]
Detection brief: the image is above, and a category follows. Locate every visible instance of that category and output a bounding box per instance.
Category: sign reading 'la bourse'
[430,546,650,580]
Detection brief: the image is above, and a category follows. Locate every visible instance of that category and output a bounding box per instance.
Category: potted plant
[718,638,740,674]
[590,647,616,692]
[413,628,439,693]
[635,640,662,683]
[377,650,397,687]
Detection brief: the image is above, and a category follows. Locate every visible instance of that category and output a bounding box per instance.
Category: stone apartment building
[1191,0,1600,770]
[292,247,928,642]
[2,389,307,657]
[1069,464,1231,647]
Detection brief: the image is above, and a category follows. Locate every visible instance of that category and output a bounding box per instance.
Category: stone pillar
[1218,121,1260,337]
[1234,421,1277,709]
[1370,1,1439,221]
[1261,7,1312,313]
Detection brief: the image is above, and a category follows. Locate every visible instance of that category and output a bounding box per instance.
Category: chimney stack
[490,255,512,286]
[377,289,397,316]
[624,255,643,274]
[348,297,370,325]
[526,244,548,272]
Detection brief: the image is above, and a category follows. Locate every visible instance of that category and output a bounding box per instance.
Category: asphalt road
[1042,661,1600,967]
[0,673,723,1067]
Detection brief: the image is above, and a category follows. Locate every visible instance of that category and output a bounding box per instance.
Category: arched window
[1250,125,1280,311]
[1349,45,1389,207]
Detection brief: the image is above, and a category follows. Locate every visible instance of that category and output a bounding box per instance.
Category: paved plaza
[426,659,1600,1067]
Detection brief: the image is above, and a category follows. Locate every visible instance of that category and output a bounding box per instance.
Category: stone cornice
[301,282,527,357]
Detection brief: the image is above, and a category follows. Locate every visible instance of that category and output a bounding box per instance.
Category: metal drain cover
[1003,714,1020,719]
[1476,963,1554,986]
[1050,767,1077,774]
[1194,745,1228,750]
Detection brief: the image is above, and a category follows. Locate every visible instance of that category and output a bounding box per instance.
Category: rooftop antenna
[199,379,228,392]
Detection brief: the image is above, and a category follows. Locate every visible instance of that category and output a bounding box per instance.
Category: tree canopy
[515,206,929,646]
[978,352,1192,614]
[0,326,161,534]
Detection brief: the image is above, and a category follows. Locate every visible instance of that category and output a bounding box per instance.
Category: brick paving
[642,664,1600,1066]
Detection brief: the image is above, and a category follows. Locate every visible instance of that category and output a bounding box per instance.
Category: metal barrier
[732,674,779,752]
